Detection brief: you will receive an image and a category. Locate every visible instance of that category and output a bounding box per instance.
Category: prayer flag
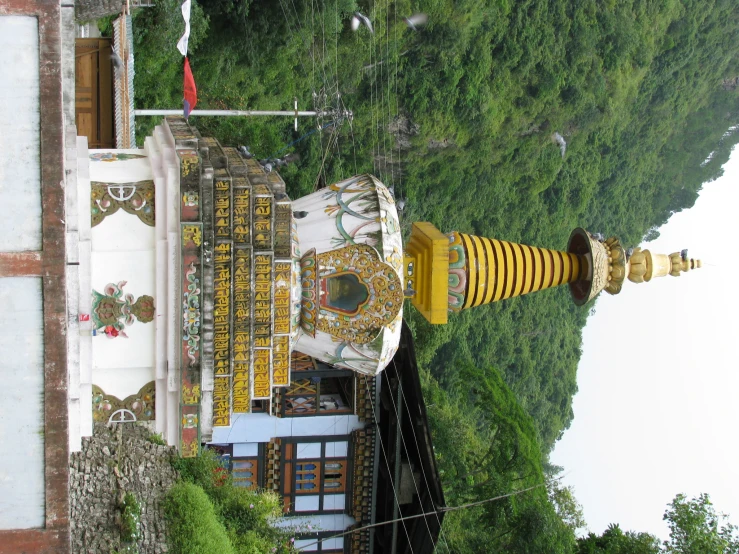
[183,57,197,118]
[176,0,191,56]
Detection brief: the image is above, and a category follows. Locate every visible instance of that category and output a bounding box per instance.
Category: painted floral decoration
[91,281,155,338]
[92,383,155,422]
[89,152,146,162]
[91,181,155,227]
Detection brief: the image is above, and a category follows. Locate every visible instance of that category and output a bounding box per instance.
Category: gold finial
[628,247,702,283]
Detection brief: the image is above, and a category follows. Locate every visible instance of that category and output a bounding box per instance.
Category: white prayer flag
[176,0,192,56]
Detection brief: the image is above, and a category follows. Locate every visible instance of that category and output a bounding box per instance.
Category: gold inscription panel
[274,204,292,259]
[273,335,289,387]
[254,253,273,345]
[214,179,231,241]
[213,376,231,427]
[253,195,273,250]
[253,348,271,399]
[274,260,292,336]
[232,245,251,413]
[233,187,251,244]
[213,242,231,376]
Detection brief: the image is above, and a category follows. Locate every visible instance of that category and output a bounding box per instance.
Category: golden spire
[627,248,702,283]
[403,223,702,324]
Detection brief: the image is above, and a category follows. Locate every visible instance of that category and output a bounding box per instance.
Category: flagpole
[133,109,321,117]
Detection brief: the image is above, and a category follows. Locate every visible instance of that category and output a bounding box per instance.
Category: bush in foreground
[163,482,234,554]
[168,451,299,553]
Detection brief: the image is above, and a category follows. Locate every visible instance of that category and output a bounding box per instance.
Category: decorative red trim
[0,252,43,277]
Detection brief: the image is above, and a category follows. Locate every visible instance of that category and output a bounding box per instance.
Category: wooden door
[75,38,114,148]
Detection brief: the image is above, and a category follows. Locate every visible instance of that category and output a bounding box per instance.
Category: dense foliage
[164,483,235,554]
[423,365,575,553]
[120,492,142,545]
[130,0,739,549]
[577,494,739,554]
[132,0,739,454]
[167,450,297,553]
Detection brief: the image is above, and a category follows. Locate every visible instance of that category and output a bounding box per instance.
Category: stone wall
[75,0,124,22]
[69,423,178,553]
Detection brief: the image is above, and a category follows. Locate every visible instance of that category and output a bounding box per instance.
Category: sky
[551,146,739,540]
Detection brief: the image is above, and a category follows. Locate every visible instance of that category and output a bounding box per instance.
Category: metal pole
[133,109,320,117]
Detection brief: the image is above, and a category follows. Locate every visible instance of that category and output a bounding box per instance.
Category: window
[232,457,260,489]
[281,438,351,514]
[291,352,316,372]
[294,534,344,553]
[283,376,353,417]
[251,399,268,413]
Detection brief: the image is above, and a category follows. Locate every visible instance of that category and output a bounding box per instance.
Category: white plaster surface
[274,514,356,533]
[0,16,42,252]
[80,383,93,438]
[92,209,156,251]
[296,442,322,459]
[155,379,167,435]
[322,494,346,511]
[210,414,364,444]
[93,366,156,400]
[0,278,45,529]
[294,537,343,551]
[88,149,151,182]
[91,250,156,370]
[167,390,178,446]
[324,441,348,458]
[232,442,259,457]
[294,495,320,512]
[89,148,156,251]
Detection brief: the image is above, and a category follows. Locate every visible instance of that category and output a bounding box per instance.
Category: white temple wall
[210,413,364,444]
[87,149,159,420]
[0,278,45,530]
[0,16,42,254]
[90,252,156,372]
[71,126,179,444]
[273,513,356,533]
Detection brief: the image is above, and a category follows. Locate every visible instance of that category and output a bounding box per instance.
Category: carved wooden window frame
[280,436,353,515]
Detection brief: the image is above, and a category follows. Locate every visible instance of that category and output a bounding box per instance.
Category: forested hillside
[130,0,739,549]
[133,0,738,453]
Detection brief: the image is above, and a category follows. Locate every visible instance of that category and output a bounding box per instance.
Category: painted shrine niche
[300,244,403,344]
[91,181,155,227]
[322,272,369,314]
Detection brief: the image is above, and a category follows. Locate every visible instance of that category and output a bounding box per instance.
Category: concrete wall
[0,16,42,253]
[0,278,45,529]
[0,15,45,532]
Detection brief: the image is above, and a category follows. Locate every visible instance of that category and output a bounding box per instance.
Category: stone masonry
[69,423,178,553]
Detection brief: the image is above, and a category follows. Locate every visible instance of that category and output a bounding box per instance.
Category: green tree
[422,365,576,553]
[549,481,587,534]
[663,493,739,554]
[577,524,661,554]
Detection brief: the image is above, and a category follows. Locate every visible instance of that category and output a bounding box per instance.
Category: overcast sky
[550,146,739,540]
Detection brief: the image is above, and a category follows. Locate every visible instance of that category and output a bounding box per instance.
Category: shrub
[163,482,234,554]
[216,486,282,537]
[171,448,227,495]
[120,492,141,544]
[147,433,167,446]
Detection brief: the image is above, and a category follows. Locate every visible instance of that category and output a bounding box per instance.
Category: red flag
[183,57,197,118]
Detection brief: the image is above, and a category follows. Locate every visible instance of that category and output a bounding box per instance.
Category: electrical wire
[391,359,452,553]
[383,361,442,549]
[296,483,547,551]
